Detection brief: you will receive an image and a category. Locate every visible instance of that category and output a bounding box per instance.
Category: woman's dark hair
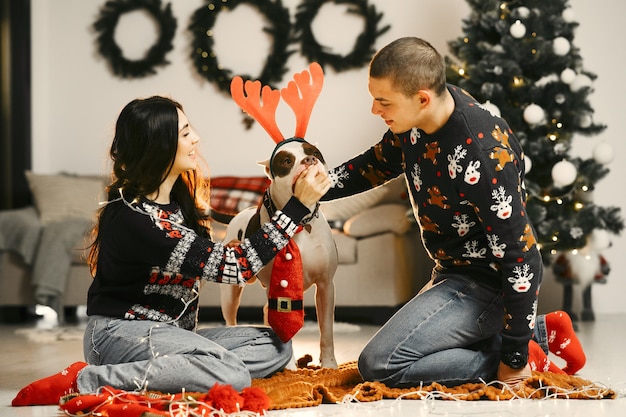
[88,96,211,275]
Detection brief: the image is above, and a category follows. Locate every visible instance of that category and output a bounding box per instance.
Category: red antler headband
[230,62,324,144]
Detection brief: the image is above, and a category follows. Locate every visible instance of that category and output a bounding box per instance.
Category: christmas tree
[445,0,623,264]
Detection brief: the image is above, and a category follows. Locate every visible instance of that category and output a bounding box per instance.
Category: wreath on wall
[188,0,292,94]
[92,0,391,91]
[294,0,390,72]
[93,0,177,78]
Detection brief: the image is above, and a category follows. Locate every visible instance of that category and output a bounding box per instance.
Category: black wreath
[294,0,390,72]
[188,0,292,95]
[93,0,177,78]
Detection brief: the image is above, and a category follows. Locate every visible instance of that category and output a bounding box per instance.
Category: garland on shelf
[188,0,292,94]
[294,0,390,72]
[93,0,177,78]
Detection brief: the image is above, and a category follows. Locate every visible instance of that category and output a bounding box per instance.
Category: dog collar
[269,137,307,179]
[263,189,320,228]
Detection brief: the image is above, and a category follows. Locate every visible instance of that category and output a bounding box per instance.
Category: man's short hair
[369,37,447,97]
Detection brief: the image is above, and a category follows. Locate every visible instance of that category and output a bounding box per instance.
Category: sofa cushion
[0,206,43,264]
[25,171,104,225]
[343,204,412,238]
[210,176,270,216]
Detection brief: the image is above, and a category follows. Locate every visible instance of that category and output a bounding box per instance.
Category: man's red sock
[545,311,586,374]
[528,339,565,374]
[12,361,87,406]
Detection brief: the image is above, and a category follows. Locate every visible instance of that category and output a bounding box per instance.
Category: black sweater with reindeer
[323,84,542,359]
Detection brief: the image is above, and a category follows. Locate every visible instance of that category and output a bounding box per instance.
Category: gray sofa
[0,172,433,323]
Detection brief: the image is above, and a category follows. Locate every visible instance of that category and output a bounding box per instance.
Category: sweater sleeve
[110,197,310,286]
[323,130,405,201]
[194,196,310,285]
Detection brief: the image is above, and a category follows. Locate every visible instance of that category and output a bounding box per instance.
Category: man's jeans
[358,274,545,387]
[77,316,292,393]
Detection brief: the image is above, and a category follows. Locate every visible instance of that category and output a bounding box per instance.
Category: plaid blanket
[210,176,270,217]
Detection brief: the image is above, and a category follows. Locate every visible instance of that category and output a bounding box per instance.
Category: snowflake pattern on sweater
[87,197,306,331]
[324,85,542,355]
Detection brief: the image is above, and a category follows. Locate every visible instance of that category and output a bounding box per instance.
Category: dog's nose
[302,155,318,166]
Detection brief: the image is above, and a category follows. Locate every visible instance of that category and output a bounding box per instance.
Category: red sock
[528,339,565,374]
[12,361,87,406]
[545,311,586,374]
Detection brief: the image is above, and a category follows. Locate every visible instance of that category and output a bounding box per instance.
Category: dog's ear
[258,159,271,179]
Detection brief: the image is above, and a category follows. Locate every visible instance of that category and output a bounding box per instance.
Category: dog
[220,139,338,368]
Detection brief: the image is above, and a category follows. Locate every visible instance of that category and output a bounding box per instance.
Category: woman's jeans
[77,316,292,393]
[358,274,546,387]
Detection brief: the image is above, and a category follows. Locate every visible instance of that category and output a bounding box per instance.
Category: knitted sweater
[324,85,542,357]
[87,196,309,330]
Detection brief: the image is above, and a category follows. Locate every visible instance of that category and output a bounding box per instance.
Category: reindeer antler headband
[230,61,324,148]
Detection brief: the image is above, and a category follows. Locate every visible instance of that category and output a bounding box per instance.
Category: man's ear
[416,90,431,105]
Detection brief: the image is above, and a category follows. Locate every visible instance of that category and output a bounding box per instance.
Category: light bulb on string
[512,76,524,87]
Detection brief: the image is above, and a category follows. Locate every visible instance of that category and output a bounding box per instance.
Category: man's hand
[497,361,532,390]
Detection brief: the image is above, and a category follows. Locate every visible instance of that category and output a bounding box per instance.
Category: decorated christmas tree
[446,0,623,265]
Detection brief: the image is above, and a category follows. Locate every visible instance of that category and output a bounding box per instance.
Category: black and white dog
[220,138,338,369]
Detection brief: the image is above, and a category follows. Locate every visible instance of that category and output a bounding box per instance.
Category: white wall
[30,0,626,315]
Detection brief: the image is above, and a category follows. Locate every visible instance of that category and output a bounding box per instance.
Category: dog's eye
[280,156,293,166]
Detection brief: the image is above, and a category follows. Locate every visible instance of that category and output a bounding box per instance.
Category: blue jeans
[358,274,545,387]
[77,316,292,393]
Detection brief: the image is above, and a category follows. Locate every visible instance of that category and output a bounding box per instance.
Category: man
[323,37,584,388]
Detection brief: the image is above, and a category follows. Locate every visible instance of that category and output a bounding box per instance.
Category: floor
[0,307,624,417]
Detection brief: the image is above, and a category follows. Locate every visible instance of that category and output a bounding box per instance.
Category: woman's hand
[293,165,332,207]
[497,361,532,391]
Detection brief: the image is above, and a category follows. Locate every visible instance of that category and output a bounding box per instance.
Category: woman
[12,96,331,406]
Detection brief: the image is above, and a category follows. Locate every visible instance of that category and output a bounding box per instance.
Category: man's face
[368,76,423,134]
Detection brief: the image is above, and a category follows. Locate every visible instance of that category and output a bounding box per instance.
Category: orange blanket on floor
[251,357,616,410]
[59,357,616,416]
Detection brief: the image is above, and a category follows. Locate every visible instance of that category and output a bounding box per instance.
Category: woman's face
[172,108,200,175]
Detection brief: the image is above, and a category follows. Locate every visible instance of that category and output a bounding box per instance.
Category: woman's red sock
[528,339,565,374]
[12,361,87,406]
[545,311,586,374]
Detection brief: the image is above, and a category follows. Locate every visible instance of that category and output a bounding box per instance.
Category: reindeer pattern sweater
[324,85,542,357]
[87,196,309,330]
